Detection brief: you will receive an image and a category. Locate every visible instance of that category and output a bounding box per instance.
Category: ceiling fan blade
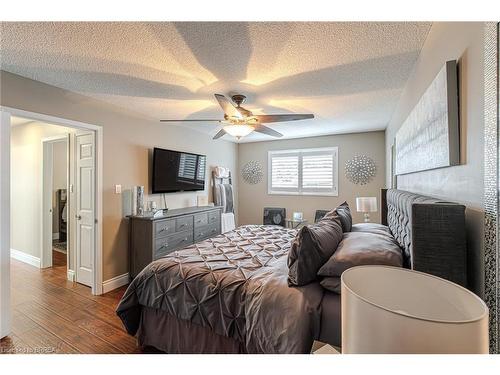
[160,119,222,122]
[254,125,283,138]
[253,114,314,124]
[212,128,227,140]
[214,94,243,119]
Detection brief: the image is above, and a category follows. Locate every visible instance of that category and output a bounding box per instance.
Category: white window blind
[271,154,299,190]
[268,147,338,196]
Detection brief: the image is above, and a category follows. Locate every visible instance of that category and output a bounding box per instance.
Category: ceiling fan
[160,94,314,140]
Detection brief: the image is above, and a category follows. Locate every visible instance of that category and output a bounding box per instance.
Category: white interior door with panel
[75,131,95,287]
[41,139,54,268]
[42,136,70,269]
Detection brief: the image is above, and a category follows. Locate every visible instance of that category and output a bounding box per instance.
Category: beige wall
[10,122,72,258]
[238,131,386,226]
[2,71,238,281]
[385,22,485,296]
[52,140,67,235]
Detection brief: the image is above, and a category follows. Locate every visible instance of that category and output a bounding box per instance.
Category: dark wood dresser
[128,206,222,278]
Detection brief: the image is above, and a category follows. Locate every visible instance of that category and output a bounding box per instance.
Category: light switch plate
[115,184,122,194]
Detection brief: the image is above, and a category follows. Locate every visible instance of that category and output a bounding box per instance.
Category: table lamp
[356,197,377,222]
[341,266,489,354]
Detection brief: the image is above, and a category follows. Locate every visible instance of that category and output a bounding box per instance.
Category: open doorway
[10,116,98,290]
[1,108,103,291]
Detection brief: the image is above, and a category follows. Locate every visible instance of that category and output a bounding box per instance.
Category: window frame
[267,146,339,197]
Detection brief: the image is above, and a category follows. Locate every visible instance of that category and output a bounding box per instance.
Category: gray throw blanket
[214,183,234,213]
[116,225,324,353]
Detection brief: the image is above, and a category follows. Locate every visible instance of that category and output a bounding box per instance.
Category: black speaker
[263,207,286,227]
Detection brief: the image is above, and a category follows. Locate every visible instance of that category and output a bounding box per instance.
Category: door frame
[0,110,11,339]
[0,106,103,299]
[41,135,69,270]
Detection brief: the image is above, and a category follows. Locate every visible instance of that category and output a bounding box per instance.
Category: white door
[41,140,54,268]
[75,131,95,287]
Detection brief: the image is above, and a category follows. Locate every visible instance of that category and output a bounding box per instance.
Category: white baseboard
[67,269,76,282]
[10,249,40,268]
[52,233,59,240]
[102,273,130,294]
[53,248,67,255]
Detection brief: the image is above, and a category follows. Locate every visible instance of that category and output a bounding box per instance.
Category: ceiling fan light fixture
[223,124,255,138]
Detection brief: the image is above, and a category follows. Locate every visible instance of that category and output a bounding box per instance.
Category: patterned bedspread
[116,225,324,353]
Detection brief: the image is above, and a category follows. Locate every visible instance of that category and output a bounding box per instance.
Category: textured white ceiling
[0,22,431,142]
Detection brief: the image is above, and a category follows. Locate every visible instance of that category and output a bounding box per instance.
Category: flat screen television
[152,147,207,193]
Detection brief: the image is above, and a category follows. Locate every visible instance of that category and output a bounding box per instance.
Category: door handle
[76,215,82,220]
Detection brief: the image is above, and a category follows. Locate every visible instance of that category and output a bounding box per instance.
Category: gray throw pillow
[335,202,352,232]
[288,212,343,286]
[318,231,403,279]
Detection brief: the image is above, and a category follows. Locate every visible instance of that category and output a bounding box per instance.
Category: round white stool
[341,265,489,354]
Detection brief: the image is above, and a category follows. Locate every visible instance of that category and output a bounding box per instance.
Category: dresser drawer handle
[161,242,169,249]
[160,226,169,232]
[179,224,186,228]
[196,220,202,223]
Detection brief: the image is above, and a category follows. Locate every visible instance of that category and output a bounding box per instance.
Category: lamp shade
[356,197,377,212]
[341,266,489,353]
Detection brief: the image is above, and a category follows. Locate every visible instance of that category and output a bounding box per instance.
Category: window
[177,154,206,185]
[268,147,338,196]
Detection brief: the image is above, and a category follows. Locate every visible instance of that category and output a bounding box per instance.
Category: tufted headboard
[381,189,467,287]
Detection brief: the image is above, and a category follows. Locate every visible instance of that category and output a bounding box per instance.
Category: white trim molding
[10,249,40,268]
[102,273,130,294]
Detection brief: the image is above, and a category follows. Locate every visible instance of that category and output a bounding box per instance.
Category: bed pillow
[334,202,352,232]
[288,212,343,286]
[318,231,403,279]
[320,276,342,294]
[351,222,392,237]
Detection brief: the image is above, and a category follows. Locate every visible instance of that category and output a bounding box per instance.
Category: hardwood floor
[52,249,67,268]
[0,258,140,354]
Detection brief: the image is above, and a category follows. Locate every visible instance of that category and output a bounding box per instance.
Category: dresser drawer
[154,219,175,237]
[176,216,193,232]
[194,213,208,228]
[207,210,220,225]
[154,231,193,259]
[194,223,220,242]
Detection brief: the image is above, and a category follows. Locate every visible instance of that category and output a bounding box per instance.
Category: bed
[116,189,468,353]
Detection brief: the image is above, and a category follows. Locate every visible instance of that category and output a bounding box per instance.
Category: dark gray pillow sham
[318,231,403,279]
[288,212,343,286]
[320,276,342,294]
[335,201,352,232]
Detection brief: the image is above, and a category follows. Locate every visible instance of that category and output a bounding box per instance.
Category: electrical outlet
[115,184,122,194]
